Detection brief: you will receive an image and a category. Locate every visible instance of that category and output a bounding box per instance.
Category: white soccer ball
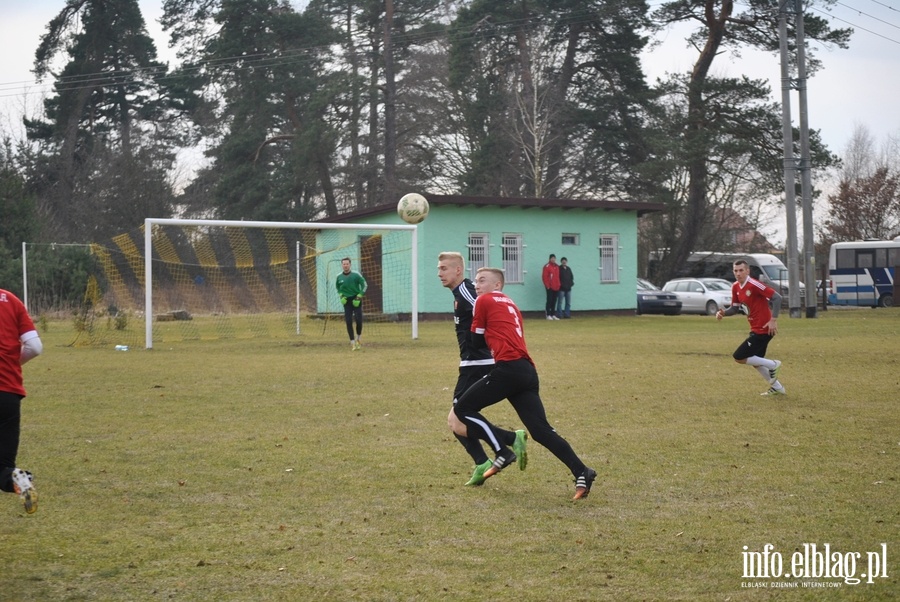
[397,193,429,224]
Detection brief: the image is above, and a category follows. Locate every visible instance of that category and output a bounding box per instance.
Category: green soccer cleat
[465,460,493,486]
[513,429,528,471]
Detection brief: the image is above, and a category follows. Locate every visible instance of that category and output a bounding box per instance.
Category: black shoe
[573,468,597,500]
[482,449,517,479]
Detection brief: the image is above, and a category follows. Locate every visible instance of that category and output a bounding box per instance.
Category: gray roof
[318,194,666,223]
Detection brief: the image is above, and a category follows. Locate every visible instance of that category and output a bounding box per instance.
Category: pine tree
[26,0,178,242]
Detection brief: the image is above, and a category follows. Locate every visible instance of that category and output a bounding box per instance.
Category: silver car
[662,278,733,315]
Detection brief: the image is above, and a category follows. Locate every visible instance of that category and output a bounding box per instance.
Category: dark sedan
[637,278,682,315]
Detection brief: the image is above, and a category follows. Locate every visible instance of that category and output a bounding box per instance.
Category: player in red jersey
[716,259,786,395]
[0,288,42,513]
[452,267,597,500]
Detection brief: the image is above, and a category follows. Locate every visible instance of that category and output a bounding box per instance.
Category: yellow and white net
[28,222,416,348]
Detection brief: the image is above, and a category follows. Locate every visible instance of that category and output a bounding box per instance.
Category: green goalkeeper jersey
[336,271,367,298]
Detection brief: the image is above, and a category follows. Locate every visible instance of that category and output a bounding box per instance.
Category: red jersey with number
[731,277,776,335]
[471,291,533,364]
[0,289,37,396]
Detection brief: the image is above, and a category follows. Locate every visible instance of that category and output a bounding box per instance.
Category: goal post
[143,218,419,349]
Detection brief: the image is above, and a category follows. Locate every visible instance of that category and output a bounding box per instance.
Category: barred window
[599,235,619,283]
[502,234,524,284]
[467,233,488,279]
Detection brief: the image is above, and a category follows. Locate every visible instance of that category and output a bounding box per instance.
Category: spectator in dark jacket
[556,257,574,318]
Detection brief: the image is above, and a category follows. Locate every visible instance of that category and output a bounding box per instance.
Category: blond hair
[475,267,505,288]
[438,251,465,267]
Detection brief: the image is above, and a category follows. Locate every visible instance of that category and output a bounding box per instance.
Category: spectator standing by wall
[557,257,574,318]
[542,254,560,320]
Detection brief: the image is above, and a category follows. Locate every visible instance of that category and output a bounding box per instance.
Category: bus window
[875,248,887,268]
[857,251,874,269]
[836,249,854,269]
[890,248,900,268]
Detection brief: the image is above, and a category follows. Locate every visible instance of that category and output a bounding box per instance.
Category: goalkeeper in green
[336,257,367,350]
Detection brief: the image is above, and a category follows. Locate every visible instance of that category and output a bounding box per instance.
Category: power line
[810,5,900,45]
[865,0,900,14]
[835,0,900,30]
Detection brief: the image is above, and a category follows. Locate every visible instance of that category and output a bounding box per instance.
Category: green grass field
[2,309,898,601]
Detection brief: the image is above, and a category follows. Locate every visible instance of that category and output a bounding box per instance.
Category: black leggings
[343,297,363,340]
[0,392,23,493]
[455,359,586,477]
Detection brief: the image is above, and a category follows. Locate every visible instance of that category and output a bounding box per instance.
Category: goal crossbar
[144,218,419,349]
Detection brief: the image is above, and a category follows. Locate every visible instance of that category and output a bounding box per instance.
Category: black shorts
[733,332,773,361]
[452,364,493,404]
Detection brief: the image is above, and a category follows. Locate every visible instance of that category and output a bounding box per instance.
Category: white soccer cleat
[11,468,37,514]
[768,360,782,384]
[761,386,786,396]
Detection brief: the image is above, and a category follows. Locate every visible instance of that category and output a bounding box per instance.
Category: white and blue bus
[828,239,899,307]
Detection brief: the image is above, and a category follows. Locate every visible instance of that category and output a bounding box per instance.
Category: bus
[828,239,899,307]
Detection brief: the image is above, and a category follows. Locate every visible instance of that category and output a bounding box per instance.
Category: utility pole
[794,3,818,318]
[779,0,802,318]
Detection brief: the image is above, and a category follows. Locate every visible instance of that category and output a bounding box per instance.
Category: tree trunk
[659,0,731,282]
[365,29,381,208]
[542,22,580,199]
[382,0,397,203]
[514,26,537,197]
[345,4,364,210]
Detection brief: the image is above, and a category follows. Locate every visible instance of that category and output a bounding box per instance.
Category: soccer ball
[397,193,429,224]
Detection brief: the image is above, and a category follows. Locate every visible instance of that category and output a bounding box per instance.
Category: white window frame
[562,233,580,246]
[599,234,619,283]
[501,233,524,284]
[467,233,489,280]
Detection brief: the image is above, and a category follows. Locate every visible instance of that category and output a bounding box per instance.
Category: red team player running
[0,288,42,513]
[452,267,596,500]
[716,259,786,395]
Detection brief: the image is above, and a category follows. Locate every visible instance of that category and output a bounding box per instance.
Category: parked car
[662,277,732,315]
[637,278,682,315]
[701,278,734,290]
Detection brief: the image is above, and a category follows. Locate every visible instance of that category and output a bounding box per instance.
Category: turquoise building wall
[315,227,415,314]
[354,204,638,314]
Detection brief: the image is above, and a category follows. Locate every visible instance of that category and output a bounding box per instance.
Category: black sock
[455,433,489,465]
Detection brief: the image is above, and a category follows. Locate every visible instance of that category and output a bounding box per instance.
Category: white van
[675,252,805,299]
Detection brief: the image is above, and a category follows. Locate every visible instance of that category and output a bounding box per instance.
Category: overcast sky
[2,0,899,243]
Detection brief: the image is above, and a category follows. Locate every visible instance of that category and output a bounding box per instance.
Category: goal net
[32,219,418,348]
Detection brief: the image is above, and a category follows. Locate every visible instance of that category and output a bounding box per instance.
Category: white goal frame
[144,218,419,349]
